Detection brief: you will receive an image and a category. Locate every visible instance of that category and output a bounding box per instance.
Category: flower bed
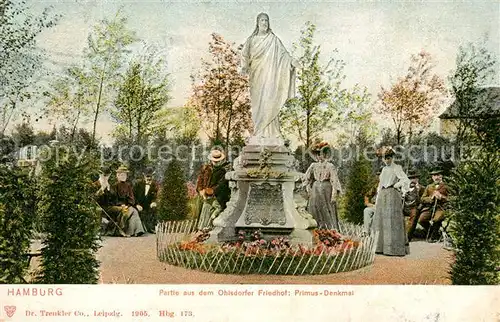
[156,222,376,275]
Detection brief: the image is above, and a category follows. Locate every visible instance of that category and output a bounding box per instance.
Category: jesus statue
[241,13,300,146]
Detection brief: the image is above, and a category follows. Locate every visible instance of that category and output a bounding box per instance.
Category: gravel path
[96,234,453,284]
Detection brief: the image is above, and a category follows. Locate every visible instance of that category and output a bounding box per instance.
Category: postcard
[0,0,498,321]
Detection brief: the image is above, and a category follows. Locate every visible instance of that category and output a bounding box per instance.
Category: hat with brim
[116,165,130,173]
[311,141,329,154]
[430,169,443,175]
[208,149,226,162]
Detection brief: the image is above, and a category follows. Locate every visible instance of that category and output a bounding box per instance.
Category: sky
[25,0,500,144]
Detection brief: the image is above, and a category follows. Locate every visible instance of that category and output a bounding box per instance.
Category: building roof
[439,86,500,119]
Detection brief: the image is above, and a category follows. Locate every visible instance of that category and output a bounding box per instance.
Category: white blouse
[304,161,343,198]
[377,163,410,195]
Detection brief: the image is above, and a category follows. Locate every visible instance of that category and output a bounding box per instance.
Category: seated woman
[112,165,145,237]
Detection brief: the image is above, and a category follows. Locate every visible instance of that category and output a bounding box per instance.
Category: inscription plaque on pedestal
[243,182,286,226]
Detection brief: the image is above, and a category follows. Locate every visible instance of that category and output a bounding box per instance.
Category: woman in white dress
[374,147,410,256]
[303,143,343,230]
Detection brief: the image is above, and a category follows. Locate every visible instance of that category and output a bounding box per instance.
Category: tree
[448,150,499,285]
[35,148,101,283]
[378,51,447,146]
[151,106,201,146]
[33,130,56,147]
[338,130,375,224]
[0,0,59,136]
[158,158,189,222]
[111,46,171,143]
[56,125,97,149]
[409,131,454,172]
[446,39,499,285]
[173,106,201,145]
[83,10,138,145]
[150,106,202,180]
[43,66,92,143]
[0,135,16,163]
[11,120,35,147]
[280,22,371,149]
[280,22,334,148]
[190,33,251,147]
[447,41,498,151]
[0,165,34,283]
[340,153,373,225]
[336,85,375,146]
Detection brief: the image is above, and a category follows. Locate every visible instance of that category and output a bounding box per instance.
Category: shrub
[158,158,189,221]
[448,150,500,285]
[35,147,101,284]
[0,166,34,283]
[341,154,373,224]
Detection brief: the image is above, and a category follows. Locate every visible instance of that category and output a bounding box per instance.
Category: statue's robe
[242,32,295,140]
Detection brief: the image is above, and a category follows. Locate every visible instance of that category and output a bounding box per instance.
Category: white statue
[241,13,300,146]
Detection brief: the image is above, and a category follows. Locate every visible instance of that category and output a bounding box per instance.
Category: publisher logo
[3,306,16,318]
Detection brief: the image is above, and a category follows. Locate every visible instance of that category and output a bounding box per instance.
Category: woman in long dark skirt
[303,143,342,230]
[374,147,410,256]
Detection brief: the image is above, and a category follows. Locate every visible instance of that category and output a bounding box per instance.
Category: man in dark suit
[196,149,231,210]
[134,167,159,233]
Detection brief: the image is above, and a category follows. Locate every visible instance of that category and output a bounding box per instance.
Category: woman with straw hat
[112,165,145,237]
[303,142,342,230]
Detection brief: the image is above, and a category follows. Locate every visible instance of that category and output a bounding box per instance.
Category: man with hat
[405,169,426,241]
[134,167,159,233]
[418,169,449,242]
[111,165,145,237]
[373,146,410,256]
[196,148,231,212]
[362,167,382,236]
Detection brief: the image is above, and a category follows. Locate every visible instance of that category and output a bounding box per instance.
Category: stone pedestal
[208,145,317,245]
